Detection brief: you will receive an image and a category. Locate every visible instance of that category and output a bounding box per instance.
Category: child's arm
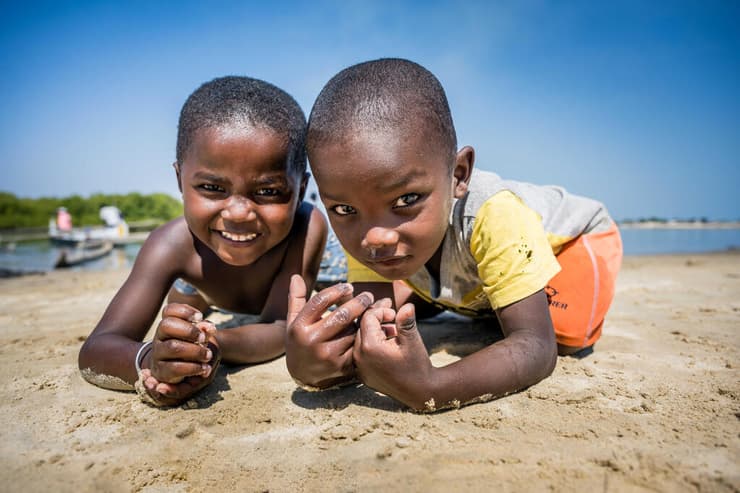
[78,222,217,403]
[353,289,557,411]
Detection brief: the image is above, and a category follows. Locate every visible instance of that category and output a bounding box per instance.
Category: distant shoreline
[618,221,740,230]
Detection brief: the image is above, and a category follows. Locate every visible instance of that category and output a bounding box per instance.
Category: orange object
[545,223,623,349]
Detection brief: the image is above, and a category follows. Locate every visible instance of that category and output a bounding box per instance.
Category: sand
[0,252,738,492]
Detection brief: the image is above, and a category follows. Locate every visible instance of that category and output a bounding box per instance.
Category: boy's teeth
[221,231,257,242]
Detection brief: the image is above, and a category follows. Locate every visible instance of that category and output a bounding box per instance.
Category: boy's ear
[452,146,475,198]
[173,162,183,193]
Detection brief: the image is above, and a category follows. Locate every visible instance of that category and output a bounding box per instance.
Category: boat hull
[54,241,113,268]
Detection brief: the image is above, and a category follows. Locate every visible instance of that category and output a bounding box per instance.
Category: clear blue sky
[2,1,738,221]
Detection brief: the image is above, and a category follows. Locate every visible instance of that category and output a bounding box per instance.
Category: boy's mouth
[219,230,258,242]
[367,255,409,267]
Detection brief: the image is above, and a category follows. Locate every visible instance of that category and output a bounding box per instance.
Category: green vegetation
[0,192,183,229]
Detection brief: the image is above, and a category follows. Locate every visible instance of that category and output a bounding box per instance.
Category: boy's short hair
[307,58,457,160]
[176,76,307,175]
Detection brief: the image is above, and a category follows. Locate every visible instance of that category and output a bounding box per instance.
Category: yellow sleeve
[470,191,561,309]
[346,251,390,283]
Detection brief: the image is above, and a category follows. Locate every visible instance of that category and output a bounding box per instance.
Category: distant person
[286,58,622,411]
[56,207,72,231]
[79,76,327,406]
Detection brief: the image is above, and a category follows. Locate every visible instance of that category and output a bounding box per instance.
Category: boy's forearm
[78,334,142,388]
[408,329,557,411]
[216,321,287,364]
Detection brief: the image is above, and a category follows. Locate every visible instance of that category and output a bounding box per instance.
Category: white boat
[49,206,132,246]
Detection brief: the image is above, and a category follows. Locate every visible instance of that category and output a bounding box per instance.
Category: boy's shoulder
[294,201,328,240]
[138,217,195,265]
[147,216,192,246]
[289,201,329,266]
[462,169,517,220]
[463,169,612,238]
[466,169,554,208]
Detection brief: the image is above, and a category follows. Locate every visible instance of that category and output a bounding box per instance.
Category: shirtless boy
[79,76,327,406]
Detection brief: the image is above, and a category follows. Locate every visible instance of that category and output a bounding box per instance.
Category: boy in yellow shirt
[285,58,621,411]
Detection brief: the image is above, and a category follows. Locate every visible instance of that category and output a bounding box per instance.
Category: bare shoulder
[134,217,195,270]
[298,203,328,290]
[305,203,328,249]
[146,217,190,244]
[296,202,328,263]
[286,202,328,249]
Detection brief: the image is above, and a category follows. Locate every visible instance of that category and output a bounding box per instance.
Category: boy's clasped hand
[137,304,221,407]
[286,274,438,411]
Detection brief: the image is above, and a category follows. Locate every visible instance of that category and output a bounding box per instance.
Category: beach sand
[0,252,738,492]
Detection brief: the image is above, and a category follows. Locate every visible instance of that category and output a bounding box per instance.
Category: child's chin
[369,263,417,281]
[216,250,261,267]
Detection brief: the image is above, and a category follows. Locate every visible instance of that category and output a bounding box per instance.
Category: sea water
[0,241,140,274]
[619,227,740,255]
[1,228,739,275]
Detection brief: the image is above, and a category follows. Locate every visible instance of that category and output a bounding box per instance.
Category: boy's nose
[361,227,399,256]
[221,196,256,222]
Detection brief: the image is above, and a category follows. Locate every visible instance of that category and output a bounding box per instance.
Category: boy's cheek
[261,207,298,236]
[328,225,358,249]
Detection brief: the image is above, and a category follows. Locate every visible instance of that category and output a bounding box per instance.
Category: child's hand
[285,275,374,390]
[354,303,435,410]
[141,303,220,404]
[137,368,213,407]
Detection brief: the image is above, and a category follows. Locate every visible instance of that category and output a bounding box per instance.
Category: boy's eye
[256,188,280,197]
[199,183,225,193]
[330,204,356,216]
[393,193,420,208]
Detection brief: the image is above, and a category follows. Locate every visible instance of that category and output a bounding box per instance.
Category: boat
[54,240,113,268]
[49,206,134,247]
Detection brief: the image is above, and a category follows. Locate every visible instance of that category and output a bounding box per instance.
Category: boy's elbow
[540,340,558,381]
[78,337,133,391]
[78,338,91,371]
[518,330,558,387]
[77,336,97,372]
[77,337,102,378]
[536,334,558,383]
[77,339,100,384]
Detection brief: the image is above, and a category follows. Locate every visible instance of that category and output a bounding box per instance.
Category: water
[0,241,141,274]
[1,228,739,275]
[619,227,740,255]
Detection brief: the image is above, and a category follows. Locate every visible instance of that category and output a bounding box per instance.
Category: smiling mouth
[219,230,259,242]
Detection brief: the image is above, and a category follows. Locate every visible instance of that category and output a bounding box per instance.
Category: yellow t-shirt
[469,191,561,309]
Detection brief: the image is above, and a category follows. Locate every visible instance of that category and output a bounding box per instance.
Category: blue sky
[1,1,738,221]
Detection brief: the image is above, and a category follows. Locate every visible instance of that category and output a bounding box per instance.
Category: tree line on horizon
[618,216,740,224]
[0,191,183,229]
[3,191,735,231]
